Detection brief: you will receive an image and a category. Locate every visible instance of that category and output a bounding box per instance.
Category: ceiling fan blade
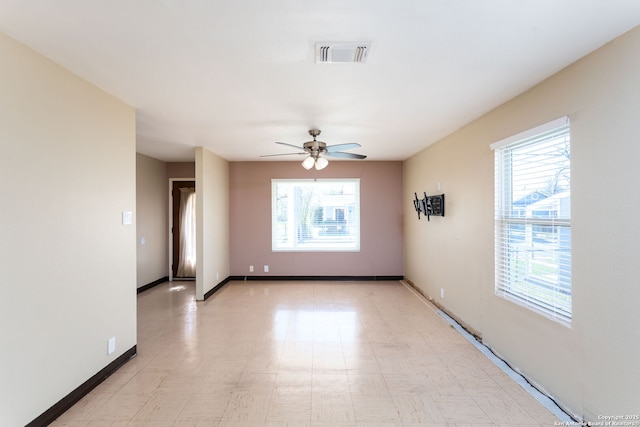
[275,141,305,150]
[326,143,361,152]
[259,152,306,157]
[325,151,367,159]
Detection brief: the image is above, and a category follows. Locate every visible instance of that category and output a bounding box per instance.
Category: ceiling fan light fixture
[265,129,366,168]
[302,156,315,170]
[315,157,329,170]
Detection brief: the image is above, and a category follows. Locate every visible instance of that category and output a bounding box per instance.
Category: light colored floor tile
[279,353,313,372]
[204,368,244,384]
[282,341,314,355]
[512,397,562,425]
[90,422,130,427]
[92,370,137,394]
[117,370,171,396]
[235,373,277,393]
[311,392,356,423]
[310,423,356,427]
[52,281,562,426]
[50,421,129,427]
[221,392,271,422]
[355,423,404,427]
[145,351,189,371]
[383,374,432,395]
[267,393,312,421]
[423,370,468,397]
[391,394,445,423]
[345,357,382,374]
[265,422,311,427]
[274,373,313,394]
[54,392,113,421]
[351,395,401,423]
[131,391,191,421]
[126,421,175,427]
[432,396,493,424]
[370,343,411,359]
[312,372,351,393]
[245,354,281,374]
[342,343,374,359]
[376,356,416,374]
[472,393,538,424]
[347,373,390,396]
[312,343,344,357]
[313,355,347,372]
[84,393,151,421]
[158,373,205,393]
[173,420,221,427]
[177,392,233,421]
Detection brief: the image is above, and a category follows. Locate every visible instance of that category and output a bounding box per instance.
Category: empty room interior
[1,2,639,426]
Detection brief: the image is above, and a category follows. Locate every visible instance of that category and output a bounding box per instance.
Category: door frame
[168,178,196,281]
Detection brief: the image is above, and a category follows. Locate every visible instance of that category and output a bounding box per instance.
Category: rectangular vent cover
[316,43,370,63]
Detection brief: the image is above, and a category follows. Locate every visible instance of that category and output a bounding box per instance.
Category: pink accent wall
[167,162,195,178]
[230,161,404,277]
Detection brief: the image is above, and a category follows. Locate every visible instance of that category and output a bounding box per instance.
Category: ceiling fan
[261,129,367,170]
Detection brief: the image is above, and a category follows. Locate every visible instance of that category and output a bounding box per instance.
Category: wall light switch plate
[122,211,133,225]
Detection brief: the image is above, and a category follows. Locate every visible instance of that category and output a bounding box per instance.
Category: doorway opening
[169,179,196,281]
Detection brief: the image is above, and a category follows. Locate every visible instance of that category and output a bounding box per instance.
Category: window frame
[271,178,361,252]
[492,117,572,326]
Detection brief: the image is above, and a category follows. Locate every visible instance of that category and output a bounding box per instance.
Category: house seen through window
[272,179,360,251]
[492,117,572,326]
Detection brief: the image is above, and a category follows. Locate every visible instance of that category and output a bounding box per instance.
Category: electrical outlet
[108,337,116,355]
[264,265,269,273]
[249,265,254,272]
[440,288,445,299]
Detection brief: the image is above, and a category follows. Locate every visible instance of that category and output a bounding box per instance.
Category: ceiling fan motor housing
[303,140,326,158]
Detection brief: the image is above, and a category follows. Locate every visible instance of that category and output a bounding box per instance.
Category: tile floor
[51,280,562,426]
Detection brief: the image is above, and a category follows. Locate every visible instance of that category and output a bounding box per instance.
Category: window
[492,117,571,325]
[272,179,360,251]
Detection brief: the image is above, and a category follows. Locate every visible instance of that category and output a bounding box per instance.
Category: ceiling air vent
[316,42,371,63]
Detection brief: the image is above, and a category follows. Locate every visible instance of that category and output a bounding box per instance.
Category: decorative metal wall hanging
[413,192,445,221]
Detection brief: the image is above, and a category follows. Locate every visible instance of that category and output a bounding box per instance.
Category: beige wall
[196,147,230,300]
[229,161,404,277]
[0,32,136,426]
[136,153,168,287]
[404,26,640,420]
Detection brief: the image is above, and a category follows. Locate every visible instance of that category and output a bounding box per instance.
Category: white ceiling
[1,1,639,162]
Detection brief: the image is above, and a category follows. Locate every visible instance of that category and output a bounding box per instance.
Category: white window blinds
[493,118,572,326]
